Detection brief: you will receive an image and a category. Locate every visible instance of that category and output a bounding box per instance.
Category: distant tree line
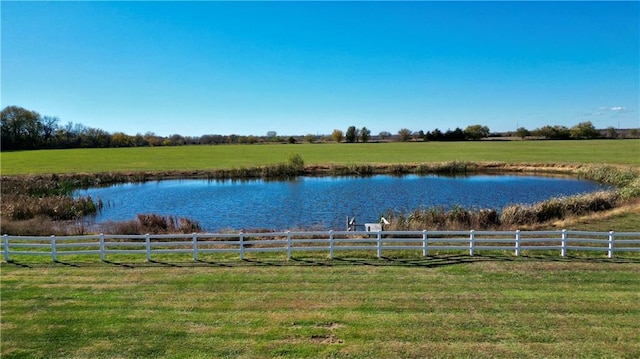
[1,105,637,151]
[0,106,297,151]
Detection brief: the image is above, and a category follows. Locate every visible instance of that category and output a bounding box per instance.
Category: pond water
[75,174,609,232]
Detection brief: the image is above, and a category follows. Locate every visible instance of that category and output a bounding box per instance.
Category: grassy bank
[2,259,639,359]
[2,140,639,175]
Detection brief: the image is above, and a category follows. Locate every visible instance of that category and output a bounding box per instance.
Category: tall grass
[384,206,501,231]
[99,214,202,234]
[577,164,640,199]
[500,190,620,227]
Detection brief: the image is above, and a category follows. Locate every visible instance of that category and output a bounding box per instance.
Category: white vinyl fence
[2,230,640,263]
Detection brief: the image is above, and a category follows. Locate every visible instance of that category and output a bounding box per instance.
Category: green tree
[515,127,531,139]
[398,128,412,142]
[1,105,44,150]
[378,131,391,140]
[361,127,371,143]
[426,128,443,141]
[464,125,490,140]
[304,134,316,143]
[534,125,570,139]
[346,126,358,143]
[570,121,599,139]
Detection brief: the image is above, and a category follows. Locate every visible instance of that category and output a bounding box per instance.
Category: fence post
[3,234,10,262]
[192,233,198,261]
[561,229,567,257]
[469,230,475,256]
[422,230,428,257]
[608,231,615,259]
[376,230,382,258]
[99,233,105,262]
[239,233,245,260]
[329,230,334,259]
[145,234,151,262]
[51,235,57,262]
[287,231,292,260]
[515,230,521,256]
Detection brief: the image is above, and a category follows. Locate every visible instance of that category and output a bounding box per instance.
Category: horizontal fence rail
[2,230,640,263]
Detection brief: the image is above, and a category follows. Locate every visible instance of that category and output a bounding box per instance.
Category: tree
[1,105,43,150]
[331,129,344,143]
[605,127,618,139]
[360,127,371,143]
[378,131,391,140]
[515,127,530,139]
[464,125,490,140]
[41,115,59,146]
[398,128,412,142]
[535,125,570,139]
[570,121,599,139]
[346,126,358,143]
[111,132,133,147]
[426,128,443,141]
[304,134,316,143]
[443,127,465,141]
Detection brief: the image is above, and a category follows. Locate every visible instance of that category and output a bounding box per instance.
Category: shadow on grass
[4,253,640,269]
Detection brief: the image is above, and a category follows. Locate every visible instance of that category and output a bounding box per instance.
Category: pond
[75,174,610,232]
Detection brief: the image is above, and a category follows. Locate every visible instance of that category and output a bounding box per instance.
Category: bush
[136,214,202,234]
[286,153,305,174]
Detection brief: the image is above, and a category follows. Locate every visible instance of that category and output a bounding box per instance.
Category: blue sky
[2,1,638,137]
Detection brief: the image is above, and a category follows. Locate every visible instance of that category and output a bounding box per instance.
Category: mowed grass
[2,257,640,359]
[2,139,639,175]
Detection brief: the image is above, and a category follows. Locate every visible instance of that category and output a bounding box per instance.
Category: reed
[0,216,89,236]
[385,190,622,231]
[1,194,101,221]
[500,190,620,226]
[96,214,202,234]
[383,206,502,231]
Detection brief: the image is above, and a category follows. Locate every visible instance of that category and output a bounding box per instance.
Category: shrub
[136,214,202,234]
[286,153,305,174]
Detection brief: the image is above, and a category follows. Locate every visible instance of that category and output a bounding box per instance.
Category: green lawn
[2,140,639,175]
[2,258,639,359]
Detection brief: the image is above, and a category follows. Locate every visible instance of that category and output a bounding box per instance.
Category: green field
[2,257,639,359]
[2,139,639,175]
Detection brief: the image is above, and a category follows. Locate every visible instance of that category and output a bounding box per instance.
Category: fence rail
[2,230,640,263]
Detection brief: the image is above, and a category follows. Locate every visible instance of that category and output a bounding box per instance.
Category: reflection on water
[75,174,609,231]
